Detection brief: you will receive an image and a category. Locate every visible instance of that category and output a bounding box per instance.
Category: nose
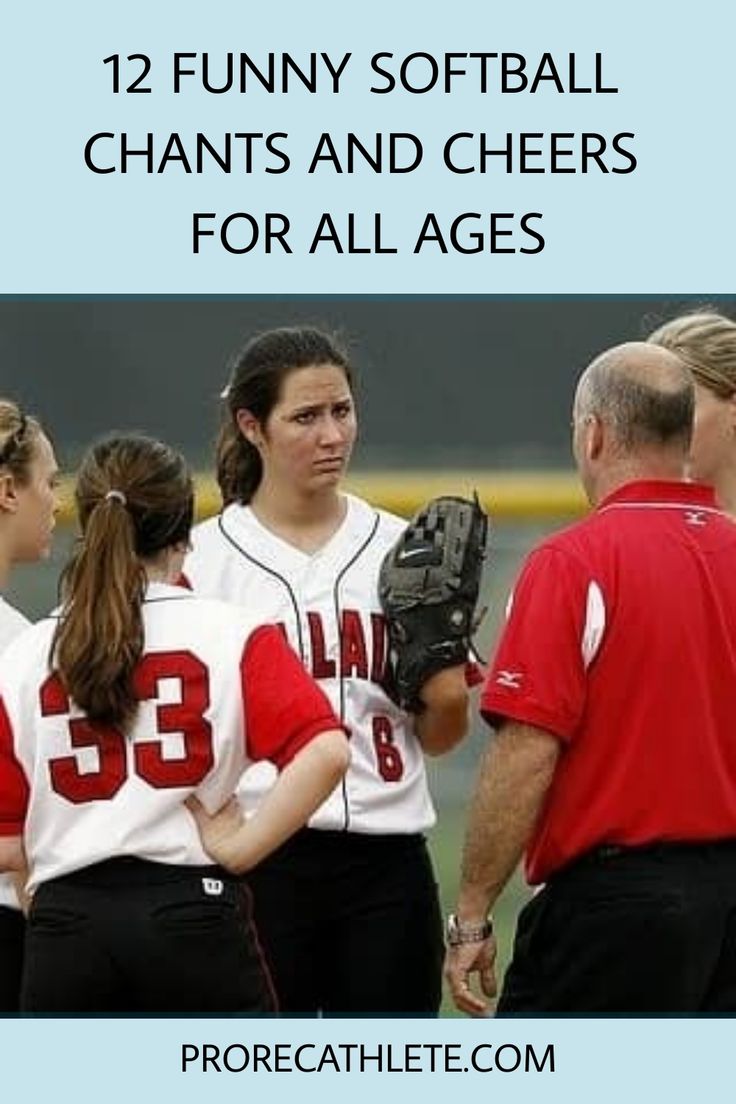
[319,415,346,447]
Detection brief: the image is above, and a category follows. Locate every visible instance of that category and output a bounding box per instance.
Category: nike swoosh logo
[397,547,433,562]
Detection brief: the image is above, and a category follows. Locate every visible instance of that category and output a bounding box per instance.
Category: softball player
[0,399,59,1011]
[184,326,470,1015]
[648,310,736,515]
[0,432,348,1014]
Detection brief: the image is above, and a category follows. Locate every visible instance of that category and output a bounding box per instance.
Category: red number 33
[40,651,214,804]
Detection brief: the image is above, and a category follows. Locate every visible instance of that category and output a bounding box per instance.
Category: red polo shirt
[482,480,736,884]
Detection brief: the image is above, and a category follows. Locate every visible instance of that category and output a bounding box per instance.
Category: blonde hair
[0,399,42,482]
[648,311,736,400]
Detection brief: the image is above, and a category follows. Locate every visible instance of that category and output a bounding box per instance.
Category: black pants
[498,840,736,1015]
[0,906,24,1012]
[21,858,276,1015]
[244,829,443,1015]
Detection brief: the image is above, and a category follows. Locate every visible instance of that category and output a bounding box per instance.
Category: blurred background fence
[3,294,734,1010]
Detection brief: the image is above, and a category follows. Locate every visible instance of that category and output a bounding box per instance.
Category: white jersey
[185,494,436,834]
[0,598,31,910]
[0,582,339,893]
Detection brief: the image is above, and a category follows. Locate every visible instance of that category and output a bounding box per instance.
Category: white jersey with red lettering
[0,598,32,910]
[0,582,339,893]
[184,494,435,834]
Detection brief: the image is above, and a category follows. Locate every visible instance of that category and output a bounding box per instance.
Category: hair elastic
[105,489,127,506]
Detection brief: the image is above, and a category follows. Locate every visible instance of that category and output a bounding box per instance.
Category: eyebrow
[289,403,321,415]
[290,397,352,413]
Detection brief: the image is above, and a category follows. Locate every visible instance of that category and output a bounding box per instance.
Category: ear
[0,472,19,515]
[727,393,736,433]
[235,409,263,448]
[585,413,605,463]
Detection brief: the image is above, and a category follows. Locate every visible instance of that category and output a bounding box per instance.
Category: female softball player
[184,326,470,1015]
[0,400,59,1011]
[0,432,349,1014]
[648,310,736,514]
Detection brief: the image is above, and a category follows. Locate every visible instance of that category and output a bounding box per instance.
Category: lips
[313,457,345,471]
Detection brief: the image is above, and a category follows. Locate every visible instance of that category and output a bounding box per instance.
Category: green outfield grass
[427,806,532,1017]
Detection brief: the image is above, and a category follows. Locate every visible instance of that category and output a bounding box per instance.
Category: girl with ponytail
[0,432,348,1014]
[52,433,193,729]
[186,326,470,1016]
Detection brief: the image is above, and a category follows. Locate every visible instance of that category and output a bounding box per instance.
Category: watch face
[445,914,493,945]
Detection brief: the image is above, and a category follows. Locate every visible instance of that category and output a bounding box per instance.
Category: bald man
[446,342,736,1014]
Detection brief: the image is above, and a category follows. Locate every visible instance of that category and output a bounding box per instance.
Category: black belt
[555,837,736,878]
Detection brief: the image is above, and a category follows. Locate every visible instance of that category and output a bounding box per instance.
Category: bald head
[575,342,693,454]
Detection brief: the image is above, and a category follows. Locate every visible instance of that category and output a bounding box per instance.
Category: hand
[444,933,498,1016]
[12,870,31,916]
[185,794,245,872]
[418,665,468,709]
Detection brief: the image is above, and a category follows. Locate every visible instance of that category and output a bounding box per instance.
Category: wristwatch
[445,913,493,947]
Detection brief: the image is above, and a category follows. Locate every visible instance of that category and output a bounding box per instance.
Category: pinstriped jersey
[0,598,32,910]
[185,494,436,834]
[0,582,339,892]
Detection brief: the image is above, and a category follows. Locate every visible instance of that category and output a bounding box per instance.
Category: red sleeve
[481,546,590,742]
[241,625,343,769]
[0,696,28,835]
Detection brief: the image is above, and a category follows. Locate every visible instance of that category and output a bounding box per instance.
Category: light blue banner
[1,1016,730,1100]
[1,0,733,1096]
[3,0,733,292]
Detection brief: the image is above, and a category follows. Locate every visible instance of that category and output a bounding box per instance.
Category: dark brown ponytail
[215,419,263,507]
[52,434,193,729]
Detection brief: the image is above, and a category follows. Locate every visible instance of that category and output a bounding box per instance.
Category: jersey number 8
[372,715,404,782]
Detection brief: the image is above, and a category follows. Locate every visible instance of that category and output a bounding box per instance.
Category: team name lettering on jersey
[278,608,388,685]
[185,498,437,834]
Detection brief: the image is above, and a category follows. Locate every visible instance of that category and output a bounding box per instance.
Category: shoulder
[189,511,228,554]
[345,495,406,549]
[507,519,602,606]
[528,514,601,569]
[185,505,252,589]
[142,582,237,627]
[0,598,32,654]
[190,503,258,554]
[145,583,262,633]
[0,616,56,686]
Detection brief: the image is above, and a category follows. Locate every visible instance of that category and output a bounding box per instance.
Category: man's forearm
[456,721,560,920]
